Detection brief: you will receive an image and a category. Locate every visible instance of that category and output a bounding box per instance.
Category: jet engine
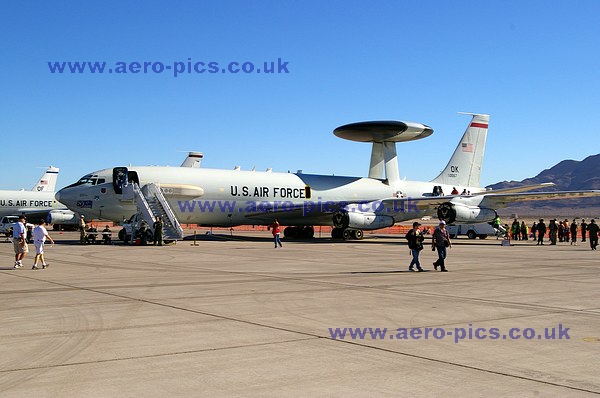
[436,202,497,224]
[333,211,395,230]
[47,209,78,225]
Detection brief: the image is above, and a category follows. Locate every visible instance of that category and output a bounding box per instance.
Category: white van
[447,223,499,239]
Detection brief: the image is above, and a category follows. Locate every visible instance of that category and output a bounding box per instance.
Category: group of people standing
[509,219,530,241]
[533,218,599,249]
[405,220,451,272]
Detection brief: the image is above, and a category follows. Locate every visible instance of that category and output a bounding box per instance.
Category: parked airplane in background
[56,114,600,240]
[0,167,79,230]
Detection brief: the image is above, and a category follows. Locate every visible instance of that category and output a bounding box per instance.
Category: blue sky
[1,0,599,190]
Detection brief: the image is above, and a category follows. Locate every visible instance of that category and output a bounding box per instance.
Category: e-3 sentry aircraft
[0,166,80,229]
[56,113,600,240]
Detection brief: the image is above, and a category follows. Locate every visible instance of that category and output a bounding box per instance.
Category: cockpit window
[66,174,102,188]
[73,174,94,186]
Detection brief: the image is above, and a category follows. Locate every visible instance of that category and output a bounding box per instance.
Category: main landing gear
[331,227,364,240]
[283,226,315,239]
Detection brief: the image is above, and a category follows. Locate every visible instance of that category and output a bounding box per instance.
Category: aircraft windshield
[65,174,102,188]
[76,175,94,185]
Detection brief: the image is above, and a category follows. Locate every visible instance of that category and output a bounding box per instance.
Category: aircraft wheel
[352,229,364,240]
[467,230,477,239]
[342,228,352,240]
[118,228,127,242]
[284,227,296,238]
[331,228,342,239]
[303,226,315,239]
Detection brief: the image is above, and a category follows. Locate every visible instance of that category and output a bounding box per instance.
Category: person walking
[153,216,163,246]
[531,221,537,240]
[581,219,588,243]
[570,219,578,246]
[405,222,425,272]
[432,220,451,272]
[32,219,54,269]
[269,219,283,248]
[536,219,546,245]
[12,215,29,268]
[587,219,599,250]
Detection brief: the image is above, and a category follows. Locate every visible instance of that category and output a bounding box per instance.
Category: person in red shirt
[269,219,283,248]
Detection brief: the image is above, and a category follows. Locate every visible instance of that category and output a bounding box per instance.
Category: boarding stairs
[132,183,184,240]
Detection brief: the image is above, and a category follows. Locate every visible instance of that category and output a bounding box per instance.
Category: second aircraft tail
[32,166,59,192]
[431,113,489,188]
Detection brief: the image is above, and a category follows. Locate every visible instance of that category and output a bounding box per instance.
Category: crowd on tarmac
[500,217,599,250]
[403,216,599,273]
[10,212,598,273]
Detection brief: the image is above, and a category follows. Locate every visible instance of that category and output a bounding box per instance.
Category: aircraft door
[128,171,140,186]
[113,167,128,194]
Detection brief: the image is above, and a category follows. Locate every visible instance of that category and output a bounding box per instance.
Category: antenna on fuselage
[333,121,433,185]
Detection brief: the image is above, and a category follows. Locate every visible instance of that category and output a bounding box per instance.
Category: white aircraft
[55,114,600,240]
[0,167,79,229]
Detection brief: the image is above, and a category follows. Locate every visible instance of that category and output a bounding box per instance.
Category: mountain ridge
[486,153,600,215]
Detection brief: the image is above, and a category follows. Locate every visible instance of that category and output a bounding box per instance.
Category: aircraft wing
[12,209,53,220]
[478,190,600,208]
[475,182,556,195]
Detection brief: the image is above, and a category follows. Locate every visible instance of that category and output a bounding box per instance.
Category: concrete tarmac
[1,232,599,397]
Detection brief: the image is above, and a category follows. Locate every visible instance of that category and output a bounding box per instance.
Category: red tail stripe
[470,122,488,128]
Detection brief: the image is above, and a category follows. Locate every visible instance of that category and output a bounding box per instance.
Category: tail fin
[431,113,489,187]
[32,166,59,192]
[181,152,203,168]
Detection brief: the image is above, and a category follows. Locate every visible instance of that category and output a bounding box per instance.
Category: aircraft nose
[55,190,63,202]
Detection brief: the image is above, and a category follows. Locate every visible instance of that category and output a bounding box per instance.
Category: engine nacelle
[437,202,497,224]
[47,210,78,225]
[333,212,395,230]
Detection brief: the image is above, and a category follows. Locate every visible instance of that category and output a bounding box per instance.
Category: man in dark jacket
[570,219,578,246]
[405,222,425,272]
[587,219,599,250]
[536,219,547,245]
[153,216,163,246]
[581,219,588,242]
[431,221,451,272]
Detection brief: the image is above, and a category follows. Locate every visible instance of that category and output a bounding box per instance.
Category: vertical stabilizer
[32,166,59,192]
[181,152,203,168]
[431,113,489,187]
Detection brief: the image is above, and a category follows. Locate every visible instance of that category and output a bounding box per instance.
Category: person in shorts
[32,219,54,270]
[13,215,29,268]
